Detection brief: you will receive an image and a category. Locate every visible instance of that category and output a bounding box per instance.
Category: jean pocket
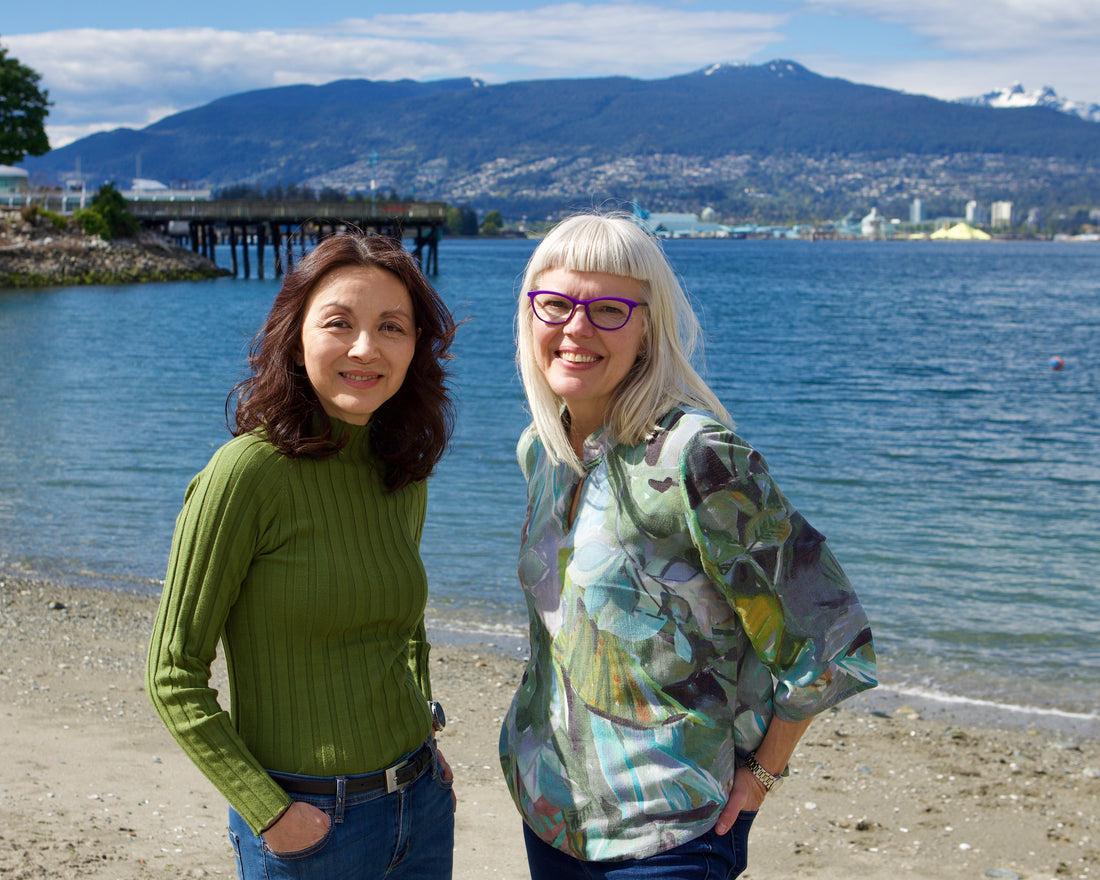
[431,753,455,791]
[227,827,244,875]
[262,814,335,861]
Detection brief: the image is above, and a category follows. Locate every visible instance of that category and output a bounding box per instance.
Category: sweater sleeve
[408,618,432,702]
[406,479,432,701]
[145,437,292,835]
[679,422,877,721]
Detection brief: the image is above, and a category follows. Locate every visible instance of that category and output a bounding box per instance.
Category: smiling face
[530,267,646,441]
[298,264,417,425]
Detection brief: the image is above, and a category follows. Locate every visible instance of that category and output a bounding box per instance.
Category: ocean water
[1,238,1097,729]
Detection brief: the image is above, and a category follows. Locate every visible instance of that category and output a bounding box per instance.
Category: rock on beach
[0,207,229,288]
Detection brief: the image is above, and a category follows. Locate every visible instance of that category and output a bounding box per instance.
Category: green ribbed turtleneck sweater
[146,422,434,835]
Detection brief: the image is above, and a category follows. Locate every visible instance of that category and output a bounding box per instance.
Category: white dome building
[0,164,31,197]
[861,207,885,238]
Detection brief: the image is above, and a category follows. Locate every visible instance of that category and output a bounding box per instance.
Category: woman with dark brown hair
[147,232,458,879]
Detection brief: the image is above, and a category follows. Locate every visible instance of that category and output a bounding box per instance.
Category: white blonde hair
[516,212,730,472]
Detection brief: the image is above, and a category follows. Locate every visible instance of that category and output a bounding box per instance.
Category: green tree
[76,183,139,240]
[445,205,479,236]
[0,42,51,165]
[480,209,503,235]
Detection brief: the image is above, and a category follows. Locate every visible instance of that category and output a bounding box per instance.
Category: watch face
[430,701,446,731]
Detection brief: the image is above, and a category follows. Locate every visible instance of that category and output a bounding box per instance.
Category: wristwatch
[429,700,446,732]
[744,752,784,792]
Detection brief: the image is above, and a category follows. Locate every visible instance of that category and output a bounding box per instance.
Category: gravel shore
[2,573,1097,880]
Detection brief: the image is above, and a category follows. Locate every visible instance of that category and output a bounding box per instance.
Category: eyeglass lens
[530,292,635,330]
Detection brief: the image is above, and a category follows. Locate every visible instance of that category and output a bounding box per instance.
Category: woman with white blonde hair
[500,212,877,879]
[515,212,728,471]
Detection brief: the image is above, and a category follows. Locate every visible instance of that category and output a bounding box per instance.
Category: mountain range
[23,60,1100,223]
[959,83,1100,124]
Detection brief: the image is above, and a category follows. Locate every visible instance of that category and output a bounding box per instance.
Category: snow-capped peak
[702,62,749,76]
[959,83,1100,123]
[697,60,809,78]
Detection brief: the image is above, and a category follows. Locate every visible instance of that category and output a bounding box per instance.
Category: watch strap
[745,751,782,791]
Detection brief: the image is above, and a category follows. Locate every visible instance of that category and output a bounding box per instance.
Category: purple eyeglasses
[528,291,646,331]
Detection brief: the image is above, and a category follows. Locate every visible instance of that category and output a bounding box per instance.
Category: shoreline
[7,561,1095,738]
[2,573,1098,879]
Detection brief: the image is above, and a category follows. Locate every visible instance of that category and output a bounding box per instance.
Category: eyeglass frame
[527,290,647,331]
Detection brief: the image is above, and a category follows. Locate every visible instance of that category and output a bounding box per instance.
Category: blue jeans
[228,745,454,880]
[523,813,757,880]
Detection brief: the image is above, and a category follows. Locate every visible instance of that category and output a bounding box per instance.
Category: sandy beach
[1,574,1096,880]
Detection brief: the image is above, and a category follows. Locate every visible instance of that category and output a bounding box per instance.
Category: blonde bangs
[516,212,730,473]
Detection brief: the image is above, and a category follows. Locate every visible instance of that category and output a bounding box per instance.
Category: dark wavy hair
[231,231,456,491]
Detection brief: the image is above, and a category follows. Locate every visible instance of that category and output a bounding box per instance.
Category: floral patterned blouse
[499,407,877,861]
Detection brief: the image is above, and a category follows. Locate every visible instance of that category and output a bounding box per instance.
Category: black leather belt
[268,743,433,796]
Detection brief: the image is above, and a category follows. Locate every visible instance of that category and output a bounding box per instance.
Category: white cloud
[826,53,1100,104]
[795,0,1100,102]
[5,6,788,145]
[5,1,1098,148]
[802,0,1100,52]
[341,5,787,74]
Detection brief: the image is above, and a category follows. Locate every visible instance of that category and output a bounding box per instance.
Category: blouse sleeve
[679,422,877,721]
[516,425,540,482]
[145,438,292,834]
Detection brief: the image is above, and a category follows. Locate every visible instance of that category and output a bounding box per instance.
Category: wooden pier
[127,199,447,277]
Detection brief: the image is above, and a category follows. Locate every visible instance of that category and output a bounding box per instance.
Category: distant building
[121,178,212,201]
[1027,207,1042,228]
[991,201,1014,228]
[131,178,169,193]
[861,206,886,238]
[633,210,730,238]
[910,198,924,224]
[965,200,989,225]
[0,164,30,197]
[834,211,862,237]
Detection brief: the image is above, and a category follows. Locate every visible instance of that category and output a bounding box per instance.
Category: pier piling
[130,199,446,277]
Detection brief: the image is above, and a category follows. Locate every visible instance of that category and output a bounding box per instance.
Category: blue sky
[4,0,1098,147]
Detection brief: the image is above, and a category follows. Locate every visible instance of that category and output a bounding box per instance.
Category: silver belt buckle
[385,755,414,794]
[383,746,424,793]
